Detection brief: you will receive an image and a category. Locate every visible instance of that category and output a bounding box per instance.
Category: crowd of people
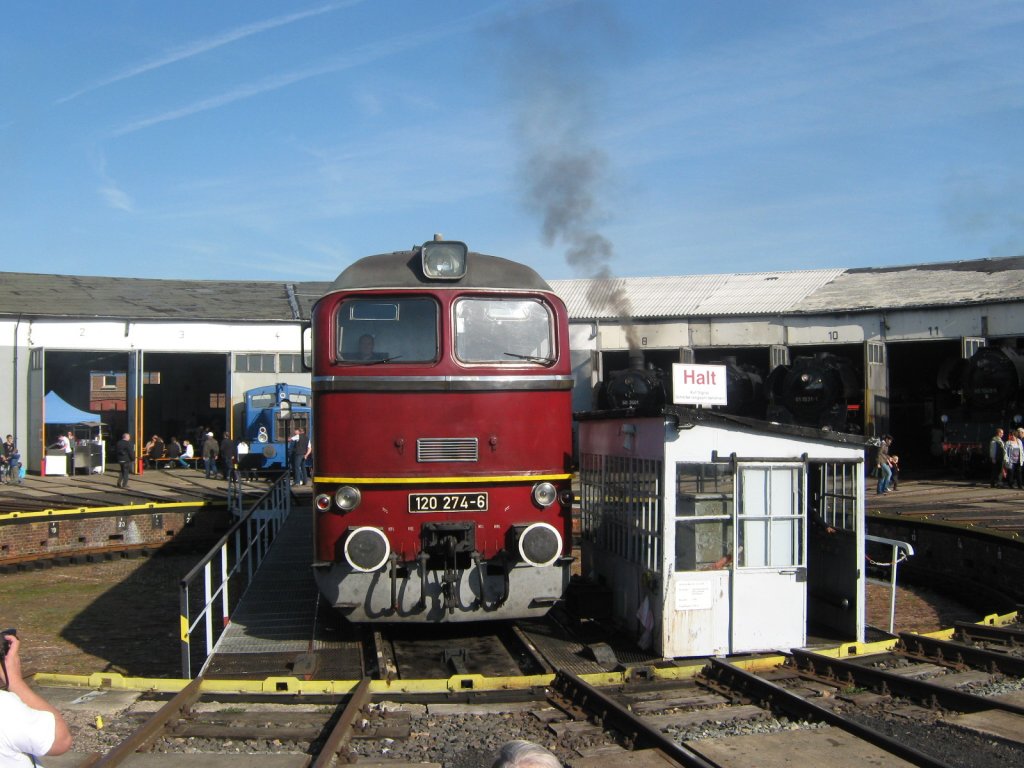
[988,426,1024,489]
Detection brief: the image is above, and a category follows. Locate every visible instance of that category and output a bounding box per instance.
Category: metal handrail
[178,474,292,677]
[865,533,915,634]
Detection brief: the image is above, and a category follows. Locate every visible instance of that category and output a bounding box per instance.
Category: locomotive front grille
[417,437,478,463]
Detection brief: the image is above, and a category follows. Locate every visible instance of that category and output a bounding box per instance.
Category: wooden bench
[152,456,202,470]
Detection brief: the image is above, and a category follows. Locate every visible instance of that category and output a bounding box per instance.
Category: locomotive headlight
[532,481,558,508]
[421,240,468,279]
[334,486,362,511]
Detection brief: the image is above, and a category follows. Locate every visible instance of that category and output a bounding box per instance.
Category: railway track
[78,618,1024,766]
[77,676,375,767]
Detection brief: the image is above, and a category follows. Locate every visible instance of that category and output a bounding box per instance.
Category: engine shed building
[1,254,1023,474]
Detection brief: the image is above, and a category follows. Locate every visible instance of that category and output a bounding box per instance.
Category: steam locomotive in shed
[765,352,863,433]
[598,354,765,417]
[308,237,574,622]
[938,345,1024,469]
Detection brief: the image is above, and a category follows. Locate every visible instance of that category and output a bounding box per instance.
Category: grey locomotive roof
[326,250,553,293]
[0,253,1021,323]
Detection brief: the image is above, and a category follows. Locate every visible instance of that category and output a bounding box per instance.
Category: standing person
[177,439,194,469]
[875,435,894,495]
[201,432,219,479]
[1005,433,1023,489]
[989,427,1006,488]
[64,431,75,475]
[115,433,134,489]
[0,630,73,766]
[290,427,311,486]
[888,455,900,490]
[219,431,237,481]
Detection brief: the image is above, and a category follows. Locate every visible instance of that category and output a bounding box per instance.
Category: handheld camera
[1,628,16,657]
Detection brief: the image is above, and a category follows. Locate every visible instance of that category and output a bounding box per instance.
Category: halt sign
[672,363,728,406]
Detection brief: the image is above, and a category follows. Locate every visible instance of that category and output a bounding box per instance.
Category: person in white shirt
[0,631,72,766]
[177,439,195,469]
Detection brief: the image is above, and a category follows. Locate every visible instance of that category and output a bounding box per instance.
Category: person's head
[358,333,375,358]
[122,433,130,441]
[223,431,230,439]
[997,428,1005,437]
[891,454,899,463]
[492,740,562,768]
[4,435,11,443]
[183,439,190,446]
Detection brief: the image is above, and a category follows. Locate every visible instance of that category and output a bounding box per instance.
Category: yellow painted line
[32,672,556,695]
[314,474,572,485]
[180,616,189,643]
[0,500,211,523]
[27,634,936,695]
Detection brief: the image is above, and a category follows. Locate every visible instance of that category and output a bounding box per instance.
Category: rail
[178,474,292,677]
[865,533,915,634]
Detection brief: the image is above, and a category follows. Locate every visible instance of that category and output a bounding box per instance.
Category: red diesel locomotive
[309,238,575,622]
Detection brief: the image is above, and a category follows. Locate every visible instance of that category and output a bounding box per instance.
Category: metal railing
[865,533,915,634]
[178,474,292,677]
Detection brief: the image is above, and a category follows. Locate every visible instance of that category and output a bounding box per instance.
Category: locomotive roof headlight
[532,481,557,508]
[421,240,468,280]
[344,527,390,572]
[315,494,332,511]
[335,485,362,511]
[516,522,563,567]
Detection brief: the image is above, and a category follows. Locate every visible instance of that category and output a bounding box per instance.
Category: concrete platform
[0,465,284,517]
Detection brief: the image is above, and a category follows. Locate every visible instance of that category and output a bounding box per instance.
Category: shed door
[127,350,144,472]
[731,463,806,652]
[27,348,45,474]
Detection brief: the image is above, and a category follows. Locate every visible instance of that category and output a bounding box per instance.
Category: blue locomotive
[240,383,312,473]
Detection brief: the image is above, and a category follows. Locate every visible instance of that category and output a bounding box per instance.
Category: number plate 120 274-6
[408,492,488,513]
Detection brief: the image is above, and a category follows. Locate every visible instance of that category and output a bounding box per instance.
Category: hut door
[731,462,807,652]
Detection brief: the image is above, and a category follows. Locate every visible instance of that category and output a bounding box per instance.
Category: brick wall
[0,507,228,562]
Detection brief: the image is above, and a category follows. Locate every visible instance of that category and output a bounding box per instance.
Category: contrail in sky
[55,0,363,105]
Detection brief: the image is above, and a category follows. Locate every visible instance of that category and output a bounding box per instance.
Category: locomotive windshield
[454,297,554,364]
[336,297,438,362]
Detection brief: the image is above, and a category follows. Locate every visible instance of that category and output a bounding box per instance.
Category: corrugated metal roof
[792,256,1024,313]
[550,269,845,319]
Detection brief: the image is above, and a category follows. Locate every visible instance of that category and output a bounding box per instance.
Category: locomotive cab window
[336,297,438,363]
[454,297,554,364]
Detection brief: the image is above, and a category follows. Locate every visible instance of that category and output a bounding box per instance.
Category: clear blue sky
[2,1,1021,282]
